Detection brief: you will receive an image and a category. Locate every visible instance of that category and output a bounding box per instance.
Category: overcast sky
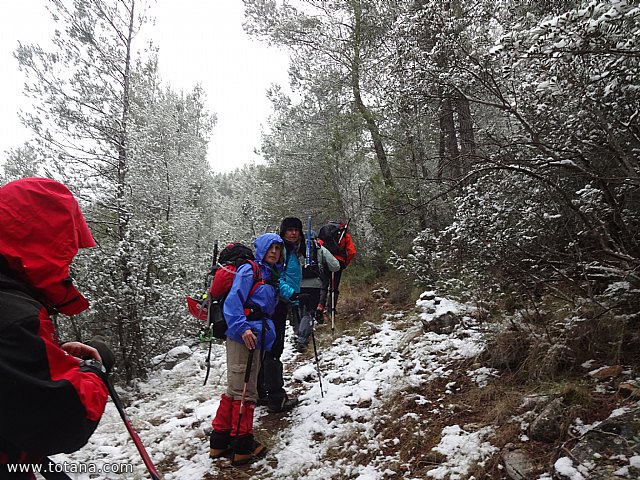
[0,0,290,173]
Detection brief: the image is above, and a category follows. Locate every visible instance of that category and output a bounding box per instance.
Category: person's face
[283,227,300,243]
[264,243,283,265]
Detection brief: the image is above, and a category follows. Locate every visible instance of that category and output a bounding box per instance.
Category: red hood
[0,178,96,315]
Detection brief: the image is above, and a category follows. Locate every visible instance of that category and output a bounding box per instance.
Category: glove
[315,307,325,324]
[86,336,116,374]
[339,261,347,270]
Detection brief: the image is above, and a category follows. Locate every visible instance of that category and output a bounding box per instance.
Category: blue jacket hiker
[223,234,283,350]
[210,233,283,466]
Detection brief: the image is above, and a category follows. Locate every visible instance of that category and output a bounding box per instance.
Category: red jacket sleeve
[340,233,356,266]
[0,305,108,458]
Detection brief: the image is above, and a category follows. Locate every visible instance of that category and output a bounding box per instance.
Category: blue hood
[254,233,284,267]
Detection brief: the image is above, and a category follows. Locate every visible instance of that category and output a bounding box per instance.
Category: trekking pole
[41,458,72,479]
[310,314,324,398]
[330,272,336,336]
[202,318,216,386]
[105,379,163,480]
[305,216,313,267]
[293,303,302,340]
[233,348,255,452]
[338,218,351,242]
[203,242,219,386]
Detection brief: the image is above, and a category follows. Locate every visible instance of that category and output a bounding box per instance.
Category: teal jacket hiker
[279,244,302,302]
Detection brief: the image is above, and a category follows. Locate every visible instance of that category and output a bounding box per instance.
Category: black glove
[291,292,311,304]
[86,336,115,374]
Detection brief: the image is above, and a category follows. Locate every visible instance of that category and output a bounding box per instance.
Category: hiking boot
[231,435,268,466]
[209,430,232,459]
[257,396,269,407]
[295,342,308,353]
[210,446,232,459]
[267,394,298,413]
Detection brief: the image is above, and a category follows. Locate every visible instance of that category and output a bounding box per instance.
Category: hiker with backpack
[209,233,284,466]
[317,220,356,318]
[257,216,305,413]
[0,178,116,478]
[295,230,341,352]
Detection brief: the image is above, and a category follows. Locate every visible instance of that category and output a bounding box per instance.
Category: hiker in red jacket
[317,220,356,316]
[0,178,115,479]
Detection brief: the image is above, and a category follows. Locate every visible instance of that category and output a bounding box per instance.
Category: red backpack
[186,242,264,339]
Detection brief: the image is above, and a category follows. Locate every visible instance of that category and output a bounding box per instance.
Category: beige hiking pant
[226,338,262,403]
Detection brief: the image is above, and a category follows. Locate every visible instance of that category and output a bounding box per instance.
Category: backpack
[186,242,264,340]
[302,237,321,279]
[318,222,342,256]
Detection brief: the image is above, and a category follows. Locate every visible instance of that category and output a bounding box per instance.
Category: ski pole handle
[338,218,350,243]
[244,348,255,383]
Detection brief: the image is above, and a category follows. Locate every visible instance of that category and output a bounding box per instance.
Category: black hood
[278,216,305,256]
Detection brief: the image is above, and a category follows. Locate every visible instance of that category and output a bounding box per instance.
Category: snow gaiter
[212,393,234,432]
[230,400,255,437]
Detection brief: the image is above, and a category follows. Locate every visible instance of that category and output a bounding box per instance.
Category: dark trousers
[257,300,289,404]
[300,287,321,315]
[319,269,343,313]
[291,287,321,331]
[291,287,321,345]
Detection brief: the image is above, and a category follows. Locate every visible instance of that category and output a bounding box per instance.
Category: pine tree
[15,0,217,381]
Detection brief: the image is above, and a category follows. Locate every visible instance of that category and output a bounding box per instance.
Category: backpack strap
[243,260,265,320]
[247,260,263,296]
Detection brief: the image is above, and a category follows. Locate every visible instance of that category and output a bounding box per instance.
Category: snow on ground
[49,294,500,479]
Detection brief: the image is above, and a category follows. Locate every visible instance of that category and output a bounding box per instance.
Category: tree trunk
[437,97,460,180]
[399,99,429,230]
[351,1,394,188]
[117,0,146,382]
[456,95,475,176]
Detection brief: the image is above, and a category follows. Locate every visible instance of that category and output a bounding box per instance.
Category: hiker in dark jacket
[257,216,304,413]
[0,178,115,479]
[209,233,283,466]
[295,231,340,352]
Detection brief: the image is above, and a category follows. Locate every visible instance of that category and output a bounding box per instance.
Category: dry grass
[479,294,635,384]
[481,329,532,372]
